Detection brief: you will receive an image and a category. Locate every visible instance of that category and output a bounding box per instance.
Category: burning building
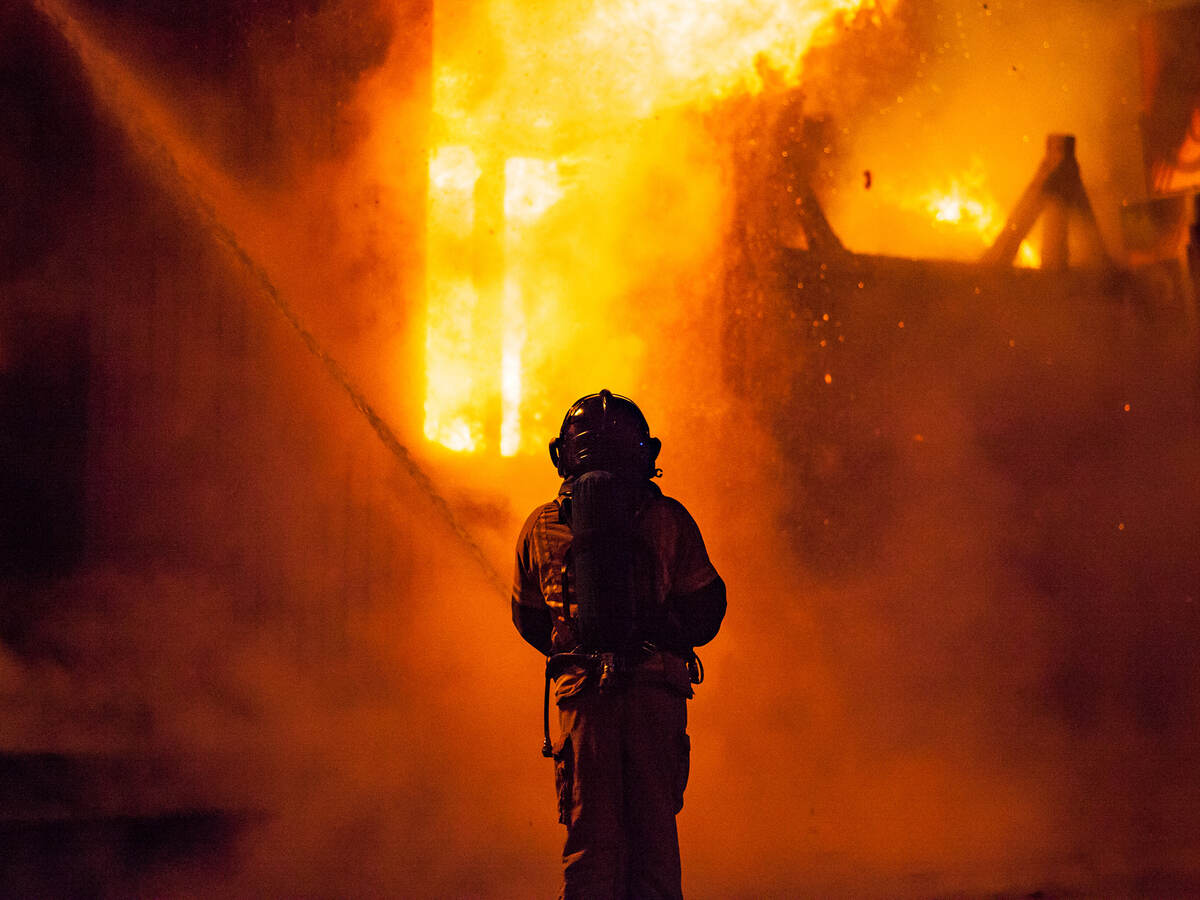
[2,0,1199,896]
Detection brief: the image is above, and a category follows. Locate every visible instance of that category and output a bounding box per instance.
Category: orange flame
[917,162,1039,267]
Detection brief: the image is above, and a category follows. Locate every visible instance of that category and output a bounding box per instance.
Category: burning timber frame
[724,129,1198,396]
[722,130,1198,578]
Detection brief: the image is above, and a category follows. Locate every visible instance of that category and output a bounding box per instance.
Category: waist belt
[539,644,702,758]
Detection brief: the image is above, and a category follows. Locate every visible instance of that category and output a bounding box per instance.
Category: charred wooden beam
[1042,192,1069,270]
[793,183,847,256]
[983,133,1114,269]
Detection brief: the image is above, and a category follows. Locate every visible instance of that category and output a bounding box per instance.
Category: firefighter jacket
[511,477,722,658]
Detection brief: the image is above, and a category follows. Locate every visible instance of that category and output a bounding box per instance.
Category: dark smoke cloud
[0,1,505,896]
[0,2,100,282]
[73,0,397,182]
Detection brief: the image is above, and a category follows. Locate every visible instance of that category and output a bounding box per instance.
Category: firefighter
[512,389,726,900]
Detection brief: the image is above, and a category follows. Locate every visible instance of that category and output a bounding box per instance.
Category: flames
[919,163,1039,267]
[421,0,1034,457]
[927,182,993,232]
[424,0,883,456]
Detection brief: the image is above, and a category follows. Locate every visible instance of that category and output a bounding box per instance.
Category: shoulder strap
[559,544,573,624]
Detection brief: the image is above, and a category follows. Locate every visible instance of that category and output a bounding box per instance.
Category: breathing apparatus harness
[537,390,704,756]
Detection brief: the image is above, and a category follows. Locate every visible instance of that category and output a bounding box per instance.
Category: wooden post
[1041,194,1070,270]
[1188,194,1200,300]
[983,133,1114,269]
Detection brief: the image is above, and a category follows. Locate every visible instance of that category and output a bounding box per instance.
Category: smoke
[681,288,1200,895]
[4,0,1200,896]
[2,0,548,896]
[665,0,1200,894]
[673,5,1200,892]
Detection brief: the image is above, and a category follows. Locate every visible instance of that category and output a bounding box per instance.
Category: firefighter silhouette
[513,390,726,899]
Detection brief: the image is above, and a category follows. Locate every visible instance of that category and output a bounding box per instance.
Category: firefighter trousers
[553,669,691,900]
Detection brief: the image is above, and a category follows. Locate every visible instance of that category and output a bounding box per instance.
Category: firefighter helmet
[549,389,661,479]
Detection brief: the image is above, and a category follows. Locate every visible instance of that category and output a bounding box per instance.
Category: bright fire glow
[927,189,992,231]
[921,164,1040,268]
[500,276,524,458]
[425,143,487,453]
[428,145,480,237]
[424,0,879,455]
[504,158,564,224]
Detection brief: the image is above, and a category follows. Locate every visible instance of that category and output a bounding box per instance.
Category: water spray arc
[33,0,506,597]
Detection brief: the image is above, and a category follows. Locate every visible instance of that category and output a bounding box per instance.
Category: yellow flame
[423,277,486,453]
[500,276,524,457]
[429,145,480,237]
[926,189,992,232]
[920,162,1040,267]
[921,163,996,235]
[504,157,565,224]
